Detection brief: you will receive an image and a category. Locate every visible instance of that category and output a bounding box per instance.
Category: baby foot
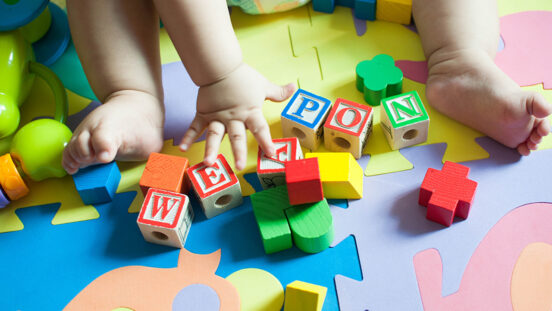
[425,48,552,156]
[63,90,165,174]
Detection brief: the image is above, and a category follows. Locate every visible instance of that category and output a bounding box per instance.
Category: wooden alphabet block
[419,161,478,227]
[305,153,363,199]
[72,162,121,205]
[283,280,327,311]
[281,89,332,150]
[137,188,194,248]
[380,91,429,150]
[257,137,303,189]
[0,154,29,201]
[188,154,243,219]
[139,152,190,196]
[323,98,374,159]
[376,0,412,25]
[285,158,323,205]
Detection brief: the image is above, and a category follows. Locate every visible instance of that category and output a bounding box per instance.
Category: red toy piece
[419,161,478,227]
[285,158,324,205]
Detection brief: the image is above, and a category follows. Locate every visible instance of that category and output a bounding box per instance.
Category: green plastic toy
[356,54,403,106]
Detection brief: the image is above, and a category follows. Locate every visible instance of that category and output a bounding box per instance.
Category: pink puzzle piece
[397,11,552,89]
[414,202,552,311]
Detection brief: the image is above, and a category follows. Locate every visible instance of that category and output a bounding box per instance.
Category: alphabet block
[139,152,190,196]
[305,153,363,199]
[313,0,376,20]
[187,154,243,219]
[323,98,374,159]
[419,161,478,227]
[281,89,332,150]
[376,0,412,25]
[257,137,303,189]
[72,162,121,205]
[285,158,324,205]
[380,91,429,150]
[283,280,327,311]
[0,154,29,201]
[137,188,194,248]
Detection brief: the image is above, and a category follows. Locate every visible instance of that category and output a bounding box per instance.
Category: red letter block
[257,137,303,189]
[285,158,324,205]
[188,154,243,219]
[139,153,190,196]
[137,188,194,248]
[419,161,478,227]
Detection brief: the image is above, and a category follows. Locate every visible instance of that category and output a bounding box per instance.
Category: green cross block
[356,54,403,106]
[251,185,334,254]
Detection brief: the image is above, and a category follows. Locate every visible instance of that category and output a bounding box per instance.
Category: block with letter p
[257,137,303,189]
[137,188,194,248]
[281,89,332,150]
[380,91,429,150]
[323,98,374,159]
[187,154,243,219]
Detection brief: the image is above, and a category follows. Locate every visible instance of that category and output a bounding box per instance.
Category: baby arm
[154,0,295,170]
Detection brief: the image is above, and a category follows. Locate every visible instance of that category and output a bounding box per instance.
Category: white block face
[188,154,242,219]
[324,99,374,159]
[137,189,194,248]
[257,137,303,189]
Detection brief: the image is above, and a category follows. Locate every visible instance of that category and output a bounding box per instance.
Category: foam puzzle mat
[2,0,552,310]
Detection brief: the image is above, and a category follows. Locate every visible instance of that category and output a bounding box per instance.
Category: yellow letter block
[305,153,363,199]
[376,0,412,25]
[284,280,327,311]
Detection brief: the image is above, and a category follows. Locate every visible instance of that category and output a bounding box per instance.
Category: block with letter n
[281,89,332,150]
[323,98,373,159]
[137,188,194,248]
[380,90,429,150]
[187,154,243,219]
[257,137,304,190]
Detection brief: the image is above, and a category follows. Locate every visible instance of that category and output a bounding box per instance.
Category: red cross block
[419,161,478,227]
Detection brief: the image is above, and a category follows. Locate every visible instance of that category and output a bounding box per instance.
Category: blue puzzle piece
[72,162,121,205]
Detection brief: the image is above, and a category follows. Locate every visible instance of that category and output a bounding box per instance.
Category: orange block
[139,153,190,196]
[0,154,29,201]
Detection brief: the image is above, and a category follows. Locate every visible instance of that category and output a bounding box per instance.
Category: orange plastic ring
[0,154,29,200]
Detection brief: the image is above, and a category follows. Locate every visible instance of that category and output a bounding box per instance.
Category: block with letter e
[323,98,373,159]
[380,90,429,150]
[281,89,332,150]
[187,154,243,219]
[257,137,303,189]
[137,188,194,248]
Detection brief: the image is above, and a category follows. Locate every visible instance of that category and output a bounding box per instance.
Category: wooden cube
[139,152,189,196]
[281,89,332,151]
[257,137,303,189]
[187,154,243,219]
[285,158,323,205]
[305,153,363,199]
[0,154,29,201]
[376,0,412,25]
[283,280,327,311]
[380,91,429,150]
[323,98,374,159]
[137,188,194,248]
[73,162,121,205]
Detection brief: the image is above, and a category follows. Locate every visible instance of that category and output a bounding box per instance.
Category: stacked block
[139,152,190,195]
[305,153,363,199]
[312,0,376,20]
[281,89,332,151]
[188,154,243,219]
[419,161,478,227]
[250,186,334,254]
[380,91,429,150]
[257,137,303,189]
[0,154,29,201]
[285,158,324,205]
[283,280,327,311]
[356,54,403,106]
[137,188,194,248]
[376,0,412,25]
[323,98,374,159]
[72,162,121,205]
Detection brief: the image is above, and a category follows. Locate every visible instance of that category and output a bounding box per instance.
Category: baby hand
[179,62,296,171]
